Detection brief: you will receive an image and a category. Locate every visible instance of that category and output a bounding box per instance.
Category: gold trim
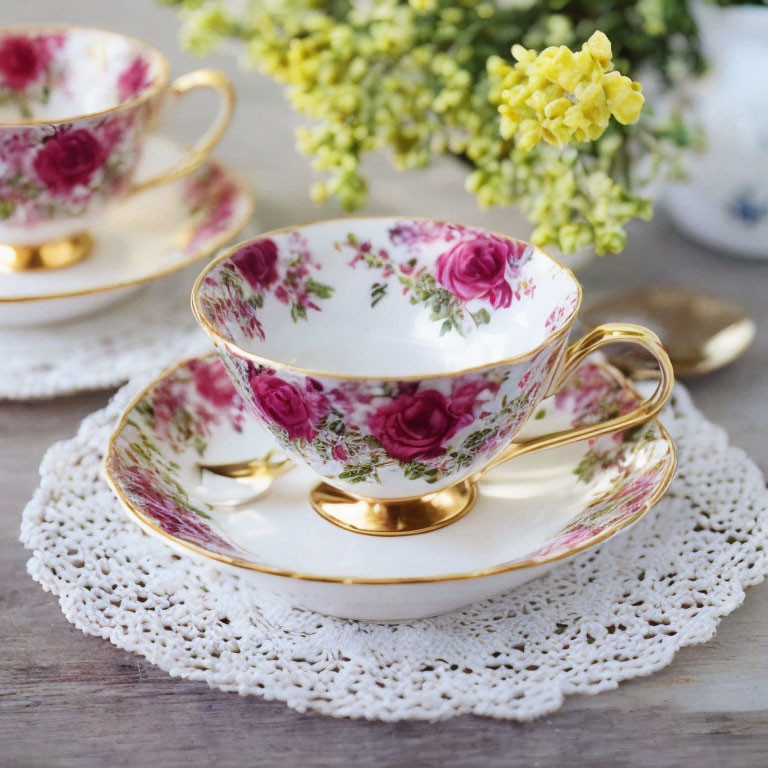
[127,69,236,196]
[191,216,583,382]
[103,353,677,586]
[0,156,255,303]
[477,323,675,473]
[0,25,170,126]
[0,231,92,272]
[310,479,476,536]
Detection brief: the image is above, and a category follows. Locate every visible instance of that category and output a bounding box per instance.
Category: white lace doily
[21,377,768,721]
[1,267,210,400]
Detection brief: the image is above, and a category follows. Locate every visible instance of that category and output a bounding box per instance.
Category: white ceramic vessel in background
[664,2,768,258]
[104,354,676,621]
[0,135,253,327]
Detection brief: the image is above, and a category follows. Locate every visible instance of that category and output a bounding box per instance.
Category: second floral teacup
[192,217,673,535]
[0,25,234,271]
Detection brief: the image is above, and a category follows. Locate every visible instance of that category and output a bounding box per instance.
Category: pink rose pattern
[0,34,56,92]
[435,236,529,309]
[248,369,329,442]
[110,457,235,555]
[0,33,63,114]
[0,31,153,110]
[133,357,245,455]
[220,339,559,487]
[198,221,554,347]
[181,162,244,254]
[108,358,248,556]
[107,356,671,566]
[368,389,468,463]
[117,56,151,102]
[0,109,151,225]
[512,362,673,564]
[231,240,279,292]
[344,222,536,336]
[0,30,155,226]
[198,231,334,342]
[32,128,106,194]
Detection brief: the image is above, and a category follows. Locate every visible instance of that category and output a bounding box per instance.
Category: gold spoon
[196,449,294,507]
[580,288,756,378]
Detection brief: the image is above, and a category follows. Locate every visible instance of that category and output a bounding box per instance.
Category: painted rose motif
[332,444,349,462]
[555,360,639,436]
[189,357,239,408]
[149,376,188,443]
[199,234,333,341]
[221,341,562,488]
[118,463,231,551]
[337,222,538,337]
[133,358,245,454]
[249,369,327,442]
[0,107,147,225]
[450,376,498,416]
[0,29,158,226]
[388,219,466,248]
[180,163,241,254]
[117,56,151,101]
[368,389,463,462]
[435,236,527,309]
[0,35,48,90]
[231,240,280,292]
[33,128,106,194]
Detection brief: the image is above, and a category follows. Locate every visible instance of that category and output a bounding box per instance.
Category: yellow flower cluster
[488,31,644,151]
[168,0,670,256]
[466,127,652,257]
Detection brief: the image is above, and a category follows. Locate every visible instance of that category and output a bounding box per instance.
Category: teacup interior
[0,27,165,122]
[196,218,581,377]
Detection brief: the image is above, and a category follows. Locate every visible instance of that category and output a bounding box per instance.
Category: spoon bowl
[581,288,756,377]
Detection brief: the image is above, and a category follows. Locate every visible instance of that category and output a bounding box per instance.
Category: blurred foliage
[162,0,704,255]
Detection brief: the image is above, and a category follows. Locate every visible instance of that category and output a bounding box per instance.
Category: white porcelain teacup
[0,25,234,270]
[192,217,673,534]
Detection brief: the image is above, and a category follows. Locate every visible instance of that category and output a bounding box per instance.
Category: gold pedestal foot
[0,231,93,272]
[310,480,477,536]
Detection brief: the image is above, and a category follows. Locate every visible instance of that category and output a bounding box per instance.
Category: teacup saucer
[0,135,253,327]
[105,354,676,621]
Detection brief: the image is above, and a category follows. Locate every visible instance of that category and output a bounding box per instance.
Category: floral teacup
[192,217,674,535]
[0,25,234,271]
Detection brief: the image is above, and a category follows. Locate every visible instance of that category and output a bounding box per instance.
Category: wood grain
[1,1,767,765]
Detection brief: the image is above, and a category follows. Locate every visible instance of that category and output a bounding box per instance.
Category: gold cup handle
[128,69,235,196]
[478,323,675,474]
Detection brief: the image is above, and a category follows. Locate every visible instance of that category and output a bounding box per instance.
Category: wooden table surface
[2,2,767,766]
